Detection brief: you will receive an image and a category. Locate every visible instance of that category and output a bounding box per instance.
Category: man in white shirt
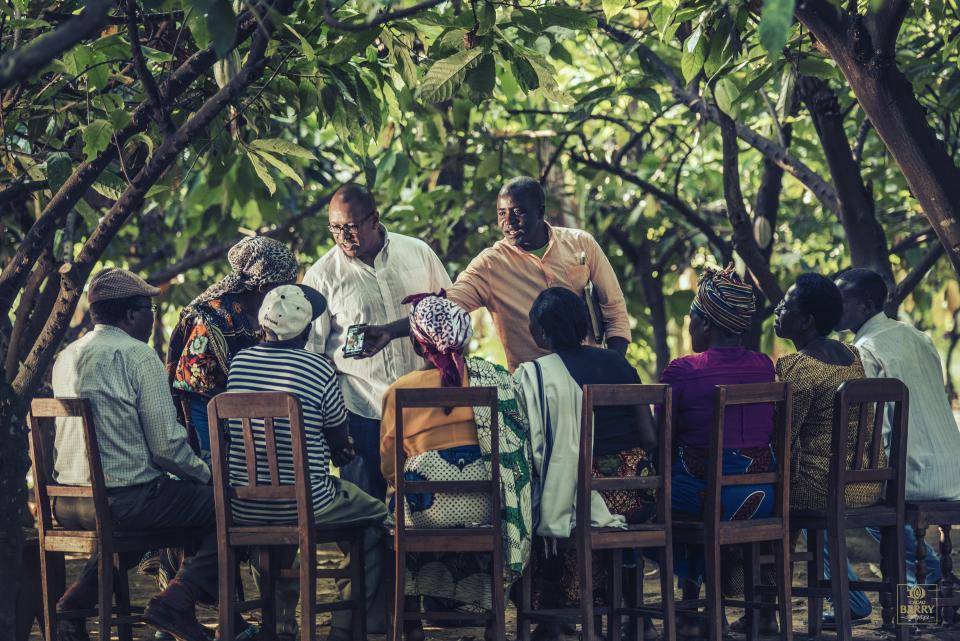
[302,183,452,500]
[836,267,960,586]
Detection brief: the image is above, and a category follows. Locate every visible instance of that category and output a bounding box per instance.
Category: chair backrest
[831,378,908,510]
[393,387,500,535]
[707,382,793,523]
[207,391,313,533]
[578,384,673,531]
[27,398,112,540]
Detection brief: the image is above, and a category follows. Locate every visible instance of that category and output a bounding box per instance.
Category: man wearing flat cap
[52,268,216,641]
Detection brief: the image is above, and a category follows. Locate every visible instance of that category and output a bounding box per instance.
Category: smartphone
[343,324,366,358]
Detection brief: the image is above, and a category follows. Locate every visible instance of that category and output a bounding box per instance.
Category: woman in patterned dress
[514,287,659,641]
[774,272,884,625]
[380,292,532,641]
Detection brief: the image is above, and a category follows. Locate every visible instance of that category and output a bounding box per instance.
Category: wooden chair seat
[42,528,195,554]
[789,379,909,641]
[516,384,677,641]
[209,392,369,641]
[905,499,960,625]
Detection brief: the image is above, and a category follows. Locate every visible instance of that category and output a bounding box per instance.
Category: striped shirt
[226,344,348,523]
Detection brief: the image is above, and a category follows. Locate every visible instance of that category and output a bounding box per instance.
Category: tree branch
[12,4,285,397]
[0,5,266,312]
[868,0,911,57]
[126,0,175,135]
[319,0,446,32]
[0,0,113,91]
[717,110,785,304]
[570,152,733,261]
[600,20,841,216]
[888,242,946,310]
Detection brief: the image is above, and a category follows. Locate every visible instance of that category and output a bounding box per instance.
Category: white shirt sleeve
[423,243,453,290]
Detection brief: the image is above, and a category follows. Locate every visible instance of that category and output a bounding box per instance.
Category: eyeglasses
[497,207,528,220]
[133,304,158,314]
[328,210,376,238]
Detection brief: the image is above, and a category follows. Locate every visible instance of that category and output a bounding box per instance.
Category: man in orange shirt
[361,176,631,369]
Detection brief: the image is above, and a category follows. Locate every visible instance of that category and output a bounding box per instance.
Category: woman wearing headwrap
[659,265,778,638]
[379,292,532,640]
[167,236,299,458]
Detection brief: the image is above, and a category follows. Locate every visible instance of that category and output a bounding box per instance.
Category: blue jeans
[188,394,211,463]
[340,411,387,501]
[807,530,872,619]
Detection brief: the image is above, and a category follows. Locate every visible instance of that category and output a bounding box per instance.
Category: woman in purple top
[660,266,777,637]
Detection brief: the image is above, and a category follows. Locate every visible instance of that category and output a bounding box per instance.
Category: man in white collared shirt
[303,183,452,500]
[836,268,960,587]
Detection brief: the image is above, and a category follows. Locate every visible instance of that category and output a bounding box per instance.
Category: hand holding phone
[343,324,366,358]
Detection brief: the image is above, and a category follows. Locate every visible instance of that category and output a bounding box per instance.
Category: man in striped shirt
[226,284,387,639]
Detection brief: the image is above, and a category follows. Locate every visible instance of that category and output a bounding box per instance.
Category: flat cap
[87,267,161,304]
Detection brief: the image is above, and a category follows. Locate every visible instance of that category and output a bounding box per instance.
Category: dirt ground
[27,528,960,641]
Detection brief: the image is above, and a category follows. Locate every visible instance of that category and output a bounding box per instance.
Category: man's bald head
[330,182,376,213]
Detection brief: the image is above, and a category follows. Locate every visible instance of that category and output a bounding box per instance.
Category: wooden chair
[388,386,504,641]
[515,383,677,641]
[906,501,960,625]
[28,398,197,641]
[673,382,794,641]
[791,378,909,641]
[208,391,373,641]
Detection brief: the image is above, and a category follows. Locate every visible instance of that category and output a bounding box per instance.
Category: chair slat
[721,472,778,487]
[242,417,257,487]
[45,485,94,497]
[853,402,870,471]
[263,416,281,486]
[402,481,492,494]
[870,399,885,468]
[591,477,663,491]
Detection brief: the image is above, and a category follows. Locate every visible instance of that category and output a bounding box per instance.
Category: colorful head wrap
[691,265,756,335]
[402,290,473,387]
[190,236,299,307]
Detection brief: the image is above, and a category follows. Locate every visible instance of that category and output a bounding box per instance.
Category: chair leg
[350,534,366,641]
[704,540,722,641]
[98,548,114,641]
[806,529,823,640]
[774,536,792,641]
[941,524,957,626]
[882,525,907,641]
[392,546,405,641]
[827,527,852,641]
[299,544,317,641]
[579,543,596,641]
[258,548,277,639]
[610,549,623,641]
[491,542,506,641]
[219,546,237,641]
[659,547,676,641]
[113,553,132,641]
[39,550,58,641]
[517,566,531,641]
[743,544,758,641]
[913,523,928,586]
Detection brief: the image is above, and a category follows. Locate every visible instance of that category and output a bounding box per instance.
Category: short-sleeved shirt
[555,346,642,455]
[659,347,776,450]
[303,228,453,419]
[446,225,631,371]
[226,344,348,523]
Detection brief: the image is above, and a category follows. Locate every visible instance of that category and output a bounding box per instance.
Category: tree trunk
[799,75,894,286]
[796,4,960,275]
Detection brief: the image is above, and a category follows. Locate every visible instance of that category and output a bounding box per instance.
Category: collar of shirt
[335,224,391,273]
[92,323,136,340]
[854,312,891,343]
[497,222,558,262]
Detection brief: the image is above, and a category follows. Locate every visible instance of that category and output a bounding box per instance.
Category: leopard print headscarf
[189,236,299,307]
[402,291,473,387]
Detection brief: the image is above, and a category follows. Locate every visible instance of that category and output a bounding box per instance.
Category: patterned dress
[399,357,532,611]
[776,345,886,510]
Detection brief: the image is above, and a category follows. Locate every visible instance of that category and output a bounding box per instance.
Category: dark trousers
[339,411,387,501]
[53,475,218,607]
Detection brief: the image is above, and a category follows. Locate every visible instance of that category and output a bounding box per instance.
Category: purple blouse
[659,347,776,450]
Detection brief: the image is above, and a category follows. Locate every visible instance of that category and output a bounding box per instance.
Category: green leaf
[249,138,317,159]
[92,171,127,201]
[246,149,276,195]
[797,56,838,79]
[418,47,484,102]
[63,46,91,77]
[602,0,629,20]
[624,86,661,112]
[714,77,740,115]
[46,154,73,195]
[512,57,539,92]
[207,0,236,59]
[86,55,109,92]
[477,1,496,36]
[538,6,598,30]
[466,53,496,102]
[82,119,114,161]
[325,31,380,65]
[758,0,797,61]
[284,24,314,61]
[109,109,131,131]
[127,132,155,159]
[252,149,304,189]
[680,30,707,82]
